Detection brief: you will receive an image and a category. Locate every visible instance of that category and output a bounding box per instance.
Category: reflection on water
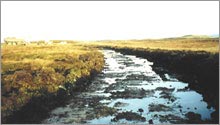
[43,50,215,124]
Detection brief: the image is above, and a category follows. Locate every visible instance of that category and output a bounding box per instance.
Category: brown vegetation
[83,37,219,123]
[84,38,219,53]
[1,43,104,121]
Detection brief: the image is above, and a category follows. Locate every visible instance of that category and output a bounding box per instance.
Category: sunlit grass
[1,43,104,119]
[83,38,219,53]
[1,37,219,120]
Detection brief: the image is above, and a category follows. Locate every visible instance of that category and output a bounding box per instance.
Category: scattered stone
[159,90,176,102]
[119,66,125,69]
[110,88,154,99]
[207,105,211,109]
[156,87,175,92]
[148,104,172,112]
[177,105,182,108]
[114,102,129,107]
[119,79,142,85]
[138,108,144,115]
[149,119,153,124]
[138,108,144,112]
[185,112,202,123]
[170,98,175,102]
[125,74,157,81]
[104,73,125,78]
[112,111,146,122]
[94,105,117,118]
[123,61,134,66]
[177,86,190,92]
[159,114,186,123]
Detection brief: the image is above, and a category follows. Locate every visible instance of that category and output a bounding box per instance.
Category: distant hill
[181,35,212,39]
[153,34,219,40]
[210,34,219,38]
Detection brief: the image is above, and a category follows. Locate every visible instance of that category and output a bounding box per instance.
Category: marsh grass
[84,38,219,53]
[82,38,219,123]
[1,37,219,121]
[1,43,104,119]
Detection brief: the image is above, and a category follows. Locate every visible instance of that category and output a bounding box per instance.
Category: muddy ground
[107,47,219,123]
[41,49,217,124]
[4,49,218,124]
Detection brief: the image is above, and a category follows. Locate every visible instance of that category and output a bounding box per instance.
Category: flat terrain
[83,38,219,53]
[81,37,219,123]
[1,43,104,122]
[1,37,219,123]
[43,50,215,124]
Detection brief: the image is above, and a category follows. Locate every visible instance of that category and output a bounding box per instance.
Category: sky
[1,1,219,41]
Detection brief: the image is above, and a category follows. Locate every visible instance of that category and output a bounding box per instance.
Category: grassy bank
[86,38,218,53]
[83,38,219,122]
[1,43,104,123]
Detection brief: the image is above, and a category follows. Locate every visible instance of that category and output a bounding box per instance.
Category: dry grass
[83,38,219,53]
[1,37,219,120]
[1,43,104,118]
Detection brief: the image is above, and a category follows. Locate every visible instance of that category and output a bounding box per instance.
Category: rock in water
[149,119,153,124]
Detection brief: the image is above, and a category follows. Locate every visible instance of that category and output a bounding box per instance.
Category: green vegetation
[1,43,104,120]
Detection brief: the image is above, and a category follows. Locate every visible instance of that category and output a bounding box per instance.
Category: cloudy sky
[1,1,219,41]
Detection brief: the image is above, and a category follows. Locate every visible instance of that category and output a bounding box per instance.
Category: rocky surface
[110,47,219,122]
[42,50,216,124]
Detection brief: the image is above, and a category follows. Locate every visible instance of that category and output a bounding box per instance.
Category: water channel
[42,49,215,124]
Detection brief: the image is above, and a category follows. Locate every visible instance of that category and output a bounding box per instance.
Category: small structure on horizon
[30,40,47,45]
[4,37,26,45]
[51,40,67,44]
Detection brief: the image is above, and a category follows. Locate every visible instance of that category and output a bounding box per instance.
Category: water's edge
[42,49,217,124]
[104,47,219,123]
[4,49,218,124]
[3,68,101,123]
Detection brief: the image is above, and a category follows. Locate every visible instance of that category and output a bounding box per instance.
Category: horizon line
[1,34,219,42]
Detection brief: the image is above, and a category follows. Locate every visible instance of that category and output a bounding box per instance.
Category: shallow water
[42,49,215,124]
